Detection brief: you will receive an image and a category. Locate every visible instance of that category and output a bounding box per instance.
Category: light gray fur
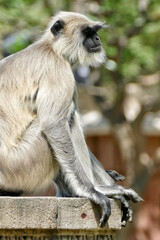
[0,11,142,226]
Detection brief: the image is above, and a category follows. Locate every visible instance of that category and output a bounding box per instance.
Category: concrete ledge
[0,197,121,240]
[0,197,121,230]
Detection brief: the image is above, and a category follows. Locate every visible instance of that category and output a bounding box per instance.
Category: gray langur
[0,11,142,227]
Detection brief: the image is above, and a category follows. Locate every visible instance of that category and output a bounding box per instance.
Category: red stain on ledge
[81,213,87,219]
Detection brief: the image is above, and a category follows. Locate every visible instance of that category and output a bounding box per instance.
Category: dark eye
[82,27,93,37]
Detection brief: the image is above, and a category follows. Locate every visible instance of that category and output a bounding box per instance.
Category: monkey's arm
[71,88,142,225]
[66,108,142,226]
[73,87,125,183]
[44,118,111,226]
[37,84,111,227]
[73,86,125,184]
[89,150,125,182]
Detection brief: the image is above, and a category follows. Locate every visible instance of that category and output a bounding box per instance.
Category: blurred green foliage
[0,0,51,32]
[99,0,160,84]
[0,0,72,55]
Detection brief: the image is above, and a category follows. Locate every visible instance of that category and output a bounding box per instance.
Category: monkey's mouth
[89,46,102,53]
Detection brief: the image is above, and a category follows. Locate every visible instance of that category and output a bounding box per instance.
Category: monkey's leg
[54,168,73,197]
[0,121,57,194]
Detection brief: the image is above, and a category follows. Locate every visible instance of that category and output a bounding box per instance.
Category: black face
[82,26,102,53]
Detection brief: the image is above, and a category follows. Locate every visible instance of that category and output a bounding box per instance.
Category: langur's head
[45,11,106,67]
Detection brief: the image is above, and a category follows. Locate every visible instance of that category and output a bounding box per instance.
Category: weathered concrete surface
[0,197,121,230]
[57,198,121,230]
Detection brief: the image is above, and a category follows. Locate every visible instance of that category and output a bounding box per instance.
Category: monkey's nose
[93,34,101,46]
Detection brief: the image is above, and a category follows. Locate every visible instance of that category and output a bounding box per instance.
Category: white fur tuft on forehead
[45,11,105,40]
[54,11,89,22]
[45,11,90,39]
[49,11,101,29]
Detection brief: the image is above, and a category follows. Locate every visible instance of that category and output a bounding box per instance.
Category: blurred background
[0,0,160,239]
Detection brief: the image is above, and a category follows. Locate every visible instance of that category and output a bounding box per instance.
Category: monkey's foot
[106,170,125,182]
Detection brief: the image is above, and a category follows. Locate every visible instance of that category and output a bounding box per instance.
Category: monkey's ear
[50,20,65,37]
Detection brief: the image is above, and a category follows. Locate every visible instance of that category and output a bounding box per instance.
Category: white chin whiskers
[78,49,106,67]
